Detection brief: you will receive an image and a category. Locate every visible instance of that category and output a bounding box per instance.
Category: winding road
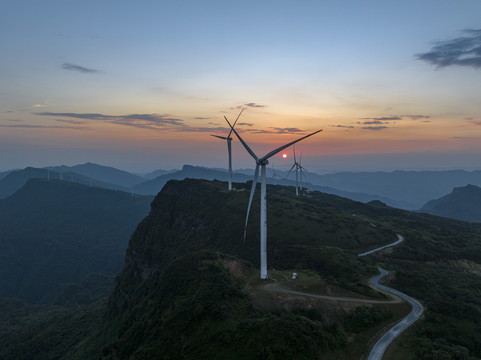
[260,234,422,359]
[360,235,424,360]
[358,234,404,257]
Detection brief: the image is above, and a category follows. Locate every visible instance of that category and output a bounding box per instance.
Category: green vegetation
[0,178,153,302]
[387,262,481,360]
[0,297,104,360]
[99,251,347,359]
[343,306,393,333]
[2,178,481,359]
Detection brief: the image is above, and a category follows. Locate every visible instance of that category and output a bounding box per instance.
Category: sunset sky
[1,0,481,173]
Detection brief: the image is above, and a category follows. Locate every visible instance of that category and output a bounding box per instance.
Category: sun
[282,153,287,159]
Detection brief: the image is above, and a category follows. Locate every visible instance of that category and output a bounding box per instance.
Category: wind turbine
[211,109,244,190]
[225,117,322,279]
[270,164,282,184]
[286,147,308,196]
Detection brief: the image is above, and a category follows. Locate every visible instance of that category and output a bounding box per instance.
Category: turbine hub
[257,159,269,165]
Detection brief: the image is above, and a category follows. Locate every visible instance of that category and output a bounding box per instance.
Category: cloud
[416,29,481,69]
[362,120,387,125]
[245,103,266,108]
[55,119,89,125]
[35,111,235,133]
[194,117,211,120]
[36,112,184,130]
[329,124,355,129]
[234,103,267,109]
[250,127,306,134]
[0,123,89,130]
[237,122,254,127]
[361,126,389,131]
[61,62,101,73]
[400,114,431,120]
[360,116,402,121]
[469,120,481,126]
[360,115,430,123]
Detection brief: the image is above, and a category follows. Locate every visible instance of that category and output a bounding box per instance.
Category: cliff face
[96,178,394,358]
[106,179,258,316]
[107,179,394,314]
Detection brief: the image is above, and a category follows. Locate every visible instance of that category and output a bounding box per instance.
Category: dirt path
[261,282,402,304]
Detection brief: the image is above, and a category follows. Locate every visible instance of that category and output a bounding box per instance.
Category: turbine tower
[225,117,322,279]
[287,147,308,196]
[211,109,244,190]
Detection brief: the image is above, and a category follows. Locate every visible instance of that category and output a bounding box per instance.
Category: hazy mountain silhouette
[304,170,481,210]
[0,167,129,199]
[0,169,15,181]
[420,184,481,222]
[134,164,253,195]
[134,164,407,207]
[48,162,145,187]
[0,178,153,303]
[143,168,179,179]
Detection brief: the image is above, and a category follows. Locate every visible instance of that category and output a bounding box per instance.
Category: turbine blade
[293,146,297,163]
[210,134,228,140]
[225,116,258,161]
[260,129,322,161]
[244,164,260,241]
[300,167,308,179]
[287,163,296,177]
[227,108,245,137]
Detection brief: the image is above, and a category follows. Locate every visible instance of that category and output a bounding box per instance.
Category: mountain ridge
[421,184,481,222]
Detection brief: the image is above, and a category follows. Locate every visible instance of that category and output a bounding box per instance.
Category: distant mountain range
[305,170,481,210]
[421,184,481,222]
[4,162,481,212]
[48,162,146,187]
[0,167,128,199]
[0,178,153,303]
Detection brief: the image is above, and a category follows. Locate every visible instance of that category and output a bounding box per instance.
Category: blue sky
[1,0,481,173]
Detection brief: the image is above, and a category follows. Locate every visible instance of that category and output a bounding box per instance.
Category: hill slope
[0,179,153,303]
[420,184,481,222]
[2,179,481,359]
[97,179,481,359]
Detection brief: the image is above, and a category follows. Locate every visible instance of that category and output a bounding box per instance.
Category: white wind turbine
[211,109,244,190]
[225,117,322,279]
[287,147,308,196]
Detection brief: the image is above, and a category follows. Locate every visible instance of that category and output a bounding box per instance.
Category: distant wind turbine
[225,117,322,279]
[211,109,244,190]
[287,147,308,196]
[270,164,282,184]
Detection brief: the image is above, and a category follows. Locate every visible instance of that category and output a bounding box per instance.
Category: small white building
[292,272,297,280]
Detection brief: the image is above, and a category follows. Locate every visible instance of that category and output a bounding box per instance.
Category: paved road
[358,234,404,257]
[367,268,423,360]
[359,234,424,360]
